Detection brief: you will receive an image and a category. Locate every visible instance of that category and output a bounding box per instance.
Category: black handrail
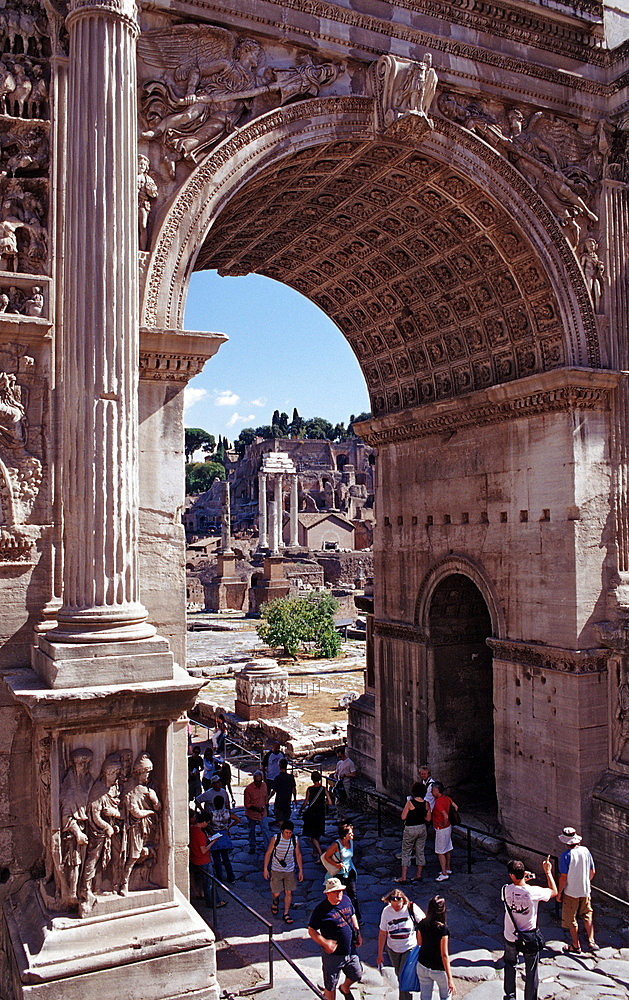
[196,867,326,1000]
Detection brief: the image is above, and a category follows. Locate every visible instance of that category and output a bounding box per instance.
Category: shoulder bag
[502,885,545,954]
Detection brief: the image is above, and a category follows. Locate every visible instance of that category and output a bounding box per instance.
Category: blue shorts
[321,952,362,991]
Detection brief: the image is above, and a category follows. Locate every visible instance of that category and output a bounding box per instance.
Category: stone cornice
[373,623,610,673]
[160,0,614,102]
[374,620,427,643]
[355,368,622,446]
[487,638,609,673]
[139,327,227,382]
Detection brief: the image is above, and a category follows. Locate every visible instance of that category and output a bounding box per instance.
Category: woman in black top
[416,895,456,998]
[299,771,333,858]
[395,781,431,884]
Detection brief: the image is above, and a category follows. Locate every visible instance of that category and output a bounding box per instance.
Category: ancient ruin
[2,0,629,995]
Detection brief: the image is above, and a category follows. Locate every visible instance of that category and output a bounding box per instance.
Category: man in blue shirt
[557,826,597,953]
[308,877,362,1000]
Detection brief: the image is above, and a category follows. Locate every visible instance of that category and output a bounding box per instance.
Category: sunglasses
[390,896,404,901]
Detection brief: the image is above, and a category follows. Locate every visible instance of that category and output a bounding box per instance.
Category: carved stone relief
[369,52,437,138]
[437,92,603,246]
[138,21,342,180]
[0,364,43,561]
[51,743,162,916]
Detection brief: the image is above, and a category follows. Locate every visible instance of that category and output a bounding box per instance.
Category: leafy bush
[257,593,341,659]
[185,461,225,494]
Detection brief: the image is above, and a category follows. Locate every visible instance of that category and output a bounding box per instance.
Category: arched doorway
[428,574,496,815]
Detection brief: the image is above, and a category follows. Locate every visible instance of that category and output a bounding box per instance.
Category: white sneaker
[446,870,452,874]
[436,873,449,881]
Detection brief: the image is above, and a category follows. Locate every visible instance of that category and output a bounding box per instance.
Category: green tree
[235,427,257,457]
[290,407,304,438]
[185,461,225,495]
[348,412,372,438]
[304,416,334,440]
[184,427,215,462]
[255,424,274,439]
[333,422,348,442]
[257,593,341,658]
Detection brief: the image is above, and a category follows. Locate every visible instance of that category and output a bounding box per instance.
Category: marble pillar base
[31,635,174,688]
[2,881,219,1000]
[235,658,289,720]
[204,552,247,611]
[249,555,290,615]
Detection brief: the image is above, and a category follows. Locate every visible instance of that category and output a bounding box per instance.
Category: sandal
[393,878,409,884]
[283,913,294,924]
[216,900,227,908]
[563,944,581,954]
[271,901,279,915]
[339,988,356,1000]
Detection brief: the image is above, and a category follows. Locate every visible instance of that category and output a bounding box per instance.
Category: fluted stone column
[258,471,268,550]
[51,0,152,643]
[273,473,283,554]
[220,480,232,553]
[290,473,298,547]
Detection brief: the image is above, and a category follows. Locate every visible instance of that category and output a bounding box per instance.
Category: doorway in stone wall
[428,573,497,817]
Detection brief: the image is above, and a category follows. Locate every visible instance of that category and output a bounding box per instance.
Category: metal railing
[196,867,326,999]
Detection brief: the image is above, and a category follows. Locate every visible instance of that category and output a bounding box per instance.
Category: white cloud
[214,390,240,407]
[251,397,267,407]
[226,412,255,428]
[184,386,207,411]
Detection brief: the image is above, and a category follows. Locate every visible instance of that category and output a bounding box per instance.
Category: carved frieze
[139,350,207,381]
[52,743,162,915]
[369,53,437,137]
[138,22,342,179]
[487,637,609,674]
[374,619,427,644]
[0,365,44,562]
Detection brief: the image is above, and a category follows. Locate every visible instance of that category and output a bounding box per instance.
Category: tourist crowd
[188,742,597,1000]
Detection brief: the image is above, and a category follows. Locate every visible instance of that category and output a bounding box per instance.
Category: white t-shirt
[559,846,594,899]
[335,757,355,782]
[503,883,553,942]
[265,751,283,782]
[379,902,424,952]
[423,778,437,809]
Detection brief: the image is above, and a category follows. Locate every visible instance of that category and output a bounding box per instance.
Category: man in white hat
[557,827,597,953]
[308,876,362,1000]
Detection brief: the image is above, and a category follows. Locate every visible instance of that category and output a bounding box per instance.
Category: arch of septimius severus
[1,0,629,993]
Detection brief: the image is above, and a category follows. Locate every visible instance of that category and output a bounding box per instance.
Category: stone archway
[427,573,496,814]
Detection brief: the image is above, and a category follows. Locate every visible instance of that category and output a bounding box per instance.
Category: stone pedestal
[204,551,247,611]
[235,658,289,720]
[248,555,290,615]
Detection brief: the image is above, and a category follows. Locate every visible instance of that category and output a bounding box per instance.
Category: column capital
[67,0,139,34]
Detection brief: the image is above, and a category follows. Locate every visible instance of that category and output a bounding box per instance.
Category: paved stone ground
[192,773,629,1000]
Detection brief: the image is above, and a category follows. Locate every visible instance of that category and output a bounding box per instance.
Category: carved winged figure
[139,24,339,173]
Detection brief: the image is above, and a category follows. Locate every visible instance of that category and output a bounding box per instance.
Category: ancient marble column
[258,471,268,550]
[273,473,283,554]
[290,473,298,547]
[51,0,152,643]
[220,479,232,552]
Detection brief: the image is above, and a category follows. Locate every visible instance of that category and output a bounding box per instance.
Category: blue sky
[183,270,370,442]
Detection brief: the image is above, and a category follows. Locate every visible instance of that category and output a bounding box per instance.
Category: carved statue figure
[0,293,8,313]
[78,752,123,917]
[438,94,599,242]
[372,52,438,130]
[616,666,629,763]
[23,284,43,315]
[0,58,16,115]
[5,129,48,176]
[10,60,33,118]
[118,753,161,896]
[0,371,26,449]
[0,8,46,58]
[58,748,93,907]
[139,25,339,174]
[0,211,22,270]
[580,238,605,309]
[137,154,158,251]
[29,64,47,118]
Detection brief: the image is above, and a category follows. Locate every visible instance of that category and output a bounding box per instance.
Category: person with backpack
[308,876,362,1000]
[263,819,303,923]
[377,888,425,1000]
[395,781,431,884]
[431,783,458,882]
[300,770,333,858]
[502,857,557,1000]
